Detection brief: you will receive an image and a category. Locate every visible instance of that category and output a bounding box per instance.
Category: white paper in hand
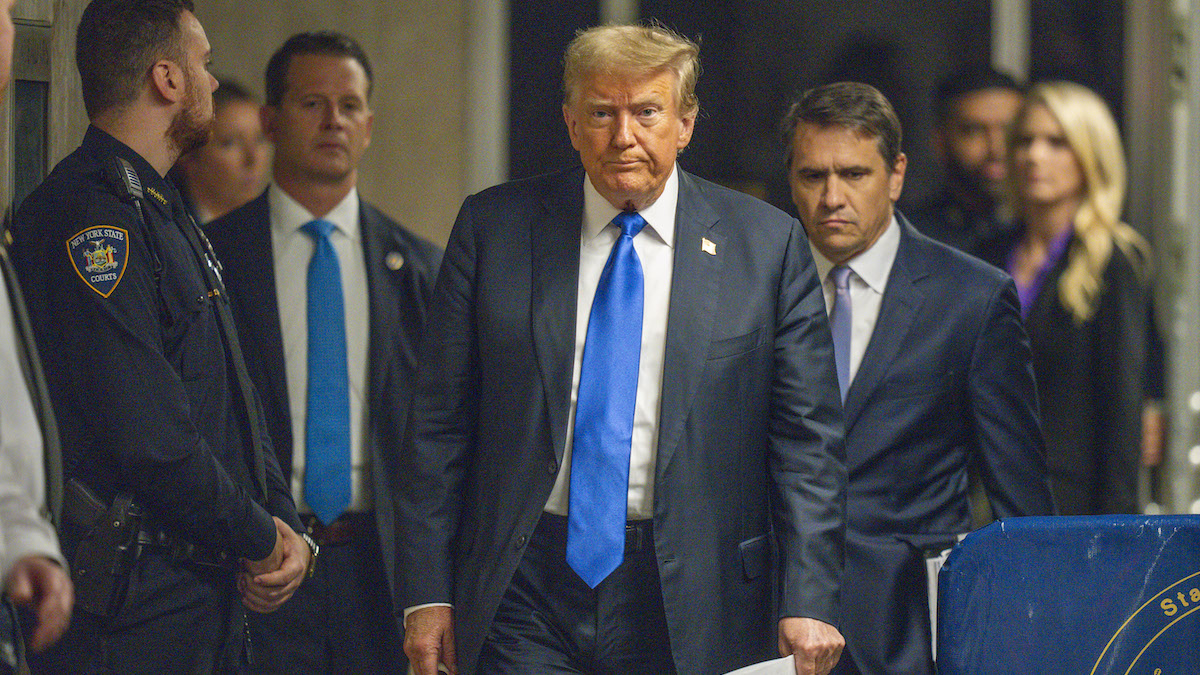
[723,654,795,675]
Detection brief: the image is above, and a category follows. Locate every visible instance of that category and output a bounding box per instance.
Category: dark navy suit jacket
[831,215,1054,675]
[396,166,847,674]
[204,190,442,632]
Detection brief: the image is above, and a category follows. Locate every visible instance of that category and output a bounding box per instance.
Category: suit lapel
[531,171,584,461]
[224,194,293,460]
[842,218,927,427]
[359,204,399,414]
[655,171,723,478]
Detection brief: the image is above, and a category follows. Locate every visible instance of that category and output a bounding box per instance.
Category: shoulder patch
[66,226,129,297]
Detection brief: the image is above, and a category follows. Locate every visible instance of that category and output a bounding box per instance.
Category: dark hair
[934,65,1023,123]
[75,0,194,119]
[264,31,373,106]
[781,81,903,169]
[212,76,256,111]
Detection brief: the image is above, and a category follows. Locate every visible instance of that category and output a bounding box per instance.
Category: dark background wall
[507,0,1123,218]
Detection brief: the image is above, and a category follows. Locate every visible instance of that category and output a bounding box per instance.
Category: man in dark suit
[782,82,1055,675]
[205,31,441,673]
[906,66,1024,255]
[399,24,846,675]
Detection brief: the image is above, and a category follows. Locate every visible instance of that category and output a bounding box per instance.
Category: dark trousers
[477,513,675,674]
[29,550,243,674]
[247,513,403,674]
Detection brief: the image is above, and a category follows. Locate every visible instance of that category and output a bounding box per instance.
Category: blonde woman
[981,81,1150,515]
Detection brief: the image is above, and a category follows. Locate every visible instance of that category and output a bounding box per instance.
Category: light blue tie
[568,211,646,588]
[301,219,350,525]
[830,265,852,400]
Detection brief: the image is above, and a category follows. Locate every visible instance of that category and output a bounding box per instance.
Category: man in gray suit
[399,23,846,675]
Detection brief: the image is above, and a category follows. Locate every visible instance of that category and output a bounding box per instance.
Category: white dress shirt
[269,183,372,513]
[809,214,901,387]
[0,276,64,579]
[543,166,679,520]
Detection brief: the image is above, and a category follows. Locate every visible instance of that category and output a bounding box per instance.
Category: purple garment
[1008,225,1074,318]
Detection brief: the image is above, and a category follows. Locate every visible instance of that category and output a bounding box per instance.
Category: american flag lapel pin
[701,237,716,256]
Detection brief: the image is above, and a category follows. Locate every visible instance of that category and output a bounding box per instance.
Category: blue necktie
[568,211,646,588]
[301,219,350,525]
[830,265,852,400]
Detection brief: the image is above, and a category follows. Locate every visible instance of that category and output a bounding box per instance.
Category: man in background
[908,66,1023,255]
[206,31,441,673]
[783,82,1053,675]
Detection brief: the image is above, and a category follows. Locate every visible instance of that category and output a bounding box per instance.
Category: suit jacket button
[515,534,528,550]
[547,460,558,475]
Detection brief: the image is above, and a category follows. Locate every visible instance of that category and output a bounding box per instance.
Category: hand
[4,555,72,652]
[779,617,844,675]
[239,517,309,613]
[405,605,457,675]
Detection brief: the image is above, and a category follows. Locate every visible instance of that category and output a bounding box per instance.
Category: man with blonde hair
[399,23,846,675]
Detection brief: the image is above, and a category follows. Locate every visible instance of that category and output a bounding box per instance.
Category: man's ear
[149,59,186,105]
[260,105,278,143]
[889,152,908,202]
[563,103,582,152]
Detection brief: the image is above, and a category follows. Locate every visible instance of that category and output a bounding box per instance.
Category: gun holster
[62,478,142,618]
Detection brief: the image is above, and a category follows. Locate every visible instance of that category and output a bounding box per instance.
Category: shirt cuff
[0,518,66,581]
[403,602,454,623]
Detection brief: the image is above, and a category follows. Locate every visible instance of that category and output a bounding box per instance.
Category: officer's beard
[169,71,212,159]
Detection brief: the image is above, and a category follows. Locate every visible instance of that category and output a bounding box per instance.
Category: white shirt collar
[582,164,678,249]
[810,213,901,292]
[268,182,361,242]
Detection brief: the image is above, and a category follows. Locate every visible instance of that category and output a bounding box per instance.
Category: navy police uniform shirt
[10,125,299,561]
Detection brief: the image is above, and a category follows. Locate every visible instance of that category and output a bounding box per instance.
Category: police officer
[9,1,313,672]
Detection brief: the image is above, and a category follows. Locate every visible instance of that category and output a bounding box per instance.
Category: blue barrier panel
[938,515,1200,674]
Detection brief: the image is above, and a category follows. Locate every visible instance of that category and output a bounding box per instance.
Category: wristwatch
[300,532,320,579]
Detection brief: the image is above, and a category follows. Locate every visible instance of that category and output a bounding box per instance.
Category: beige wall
[194,0,467,245]
[6,0,88,202]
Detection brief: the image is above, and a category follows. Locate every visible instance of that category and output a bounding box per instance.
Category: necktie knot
[613,211,646,239]
[831,264,852,291]
[302,219,336,241]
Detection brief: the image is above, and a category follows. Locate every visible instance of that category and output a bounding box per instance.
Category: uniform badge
[66,226,129,297]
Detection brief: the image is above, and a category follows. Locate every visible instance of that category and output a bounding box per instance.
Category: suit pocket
[708,327,762,360]
[739,533,769,580]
